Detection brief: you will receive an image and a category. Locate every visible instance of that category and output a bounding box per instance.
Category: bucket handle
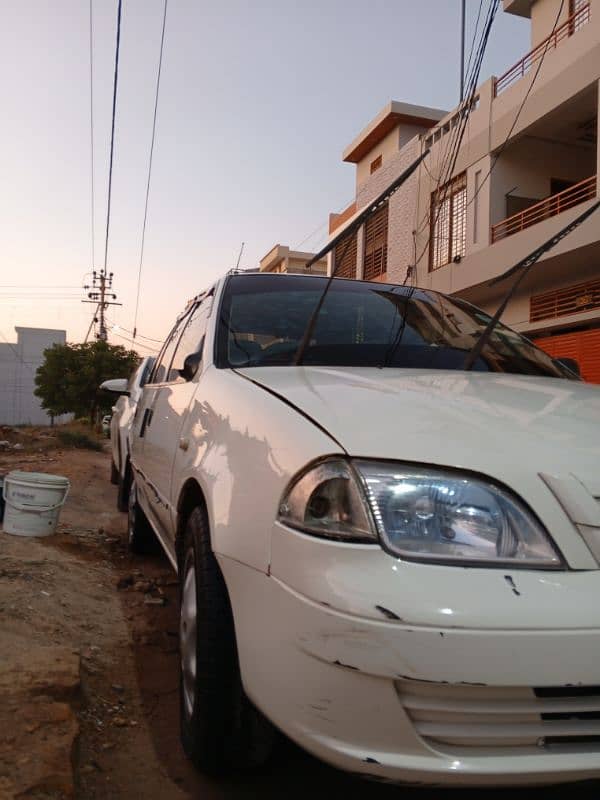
[2,480,70,514]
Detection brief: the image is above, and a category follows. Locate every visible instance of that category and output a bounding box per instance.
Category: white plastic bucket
[2,471,70,537]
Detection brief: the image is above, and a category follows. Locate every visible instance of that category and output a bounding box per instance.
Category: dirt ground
[1,435,599,799]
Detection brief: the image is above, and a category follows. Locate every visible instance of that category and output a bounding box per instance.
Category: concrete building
[329,0,600,382]
[260,244,327,275]
[0,327,67,425]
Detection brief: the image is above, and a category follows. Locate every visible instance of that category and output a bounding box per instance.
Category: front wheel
[117,459,132,512]
[179,506,275,774]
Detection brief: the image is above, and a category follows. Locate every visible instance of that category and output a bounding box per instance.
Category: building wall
[355,124,431,189]
[0,327,67,426]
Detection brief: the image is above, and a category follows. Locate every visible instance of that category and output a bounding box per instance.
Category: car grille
[396,680,600,750]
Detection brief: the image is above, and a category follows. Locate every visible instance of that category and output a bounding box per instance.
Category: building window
[473,170,481,243]
[363,202,388,281]
[430,172,467,270]
[370,155,382,174]
[334,230,358,279]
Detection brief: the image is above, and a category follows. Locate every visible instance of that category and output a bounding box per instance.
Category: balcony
[491,175,597,243]
[494,2,591,97]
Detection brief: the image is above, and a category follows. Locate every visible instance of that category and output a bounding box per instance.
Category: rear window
[215,274,574,379]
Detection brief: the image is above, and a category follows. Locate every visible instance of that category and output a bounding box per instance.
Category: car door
[131,320,183,525]
[137,295,213,539]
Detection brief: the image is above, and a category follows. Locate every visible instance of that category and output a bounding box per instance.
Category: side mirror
[179,352,202,382]
[100,378,130,396]
[555,357,581,377]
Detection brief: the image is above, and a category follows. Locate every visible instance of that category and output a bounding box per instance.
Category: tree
[35,340,139,422]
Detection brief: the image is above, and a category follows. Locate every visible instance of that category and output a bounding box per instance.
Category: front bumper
[219,525,600,787]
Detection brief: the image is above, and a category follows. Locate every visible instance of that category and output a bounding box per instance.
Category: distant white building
[0,327,67,425]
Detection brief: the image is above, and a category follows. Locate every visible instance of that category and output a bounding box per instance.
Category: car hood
[239,366,600,567]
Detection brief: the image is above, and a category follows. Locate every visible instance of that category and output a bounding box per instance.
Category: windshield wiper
[293,149,430,366]
[462,198,600,371]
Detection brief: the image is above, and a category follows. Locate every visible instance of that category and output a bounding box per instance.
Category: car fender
[171,365,343,574]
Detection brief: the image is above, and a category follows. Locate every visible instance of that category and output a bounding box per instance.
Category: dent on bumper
[220,551,600,786]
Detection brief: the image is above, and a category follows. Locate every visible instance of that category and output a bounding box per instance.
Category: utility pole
[460,0,466,102]
[82,270,122,341]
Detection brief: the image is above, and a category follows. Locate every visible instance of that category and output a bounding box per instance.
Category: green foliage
[56,429,103,451]
[34,340,139,420]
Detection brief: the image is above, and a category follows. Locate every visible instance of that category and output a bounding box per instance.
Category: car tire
[110,459,119,485]
[127,479,156,554]
[117,460,132,513]
[179,506,275,774]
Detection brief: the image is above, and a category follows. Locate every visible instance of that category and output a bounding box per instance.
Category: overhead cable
[132,0,169,341]
[102,0,123,275]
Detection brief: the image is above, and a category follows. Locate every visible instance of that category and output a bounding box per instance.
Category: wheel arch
[176,478,209,567]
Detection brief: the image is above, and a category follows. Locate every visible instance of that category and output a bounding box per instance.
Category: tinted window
[216,274,574,379]
[170,298,212,380]
[151,316,189,383]
[128,357,155,392]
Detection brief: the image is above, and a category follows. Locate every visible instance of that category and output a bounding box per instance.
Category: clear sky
[0,0,530,356]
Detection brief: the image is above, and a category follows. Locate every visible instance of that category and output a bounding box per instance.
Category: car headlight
[278,459,376,543]
[278,459,562,567]
[355,462,562,568]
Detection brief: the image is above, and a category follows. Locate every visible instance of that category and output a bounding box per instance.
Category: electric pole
[82,270,122,341]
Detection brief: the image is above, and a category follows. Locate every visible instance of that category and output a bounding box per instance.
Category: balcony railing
[494,2,590,97]
[491,175,597,243]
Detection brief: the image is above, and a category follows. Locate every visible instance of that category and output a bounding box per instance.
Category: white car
[101,414,112,438]
[127,272,600,787]
[100,356,154,510]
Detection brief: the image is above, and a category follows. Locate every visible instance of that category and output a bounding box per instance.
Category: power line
[102,0,123,277]
[132,0,168,341]
[0,285,82,289]
[109,328,160,353]
[89,0,123,341]
[412,0,499,269]
[89,0,96,275]
[464,0,566,216]
[105,316,164,343]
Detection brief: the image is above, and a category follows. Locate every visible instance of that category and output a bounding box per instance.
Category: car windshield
[216,274,575,378]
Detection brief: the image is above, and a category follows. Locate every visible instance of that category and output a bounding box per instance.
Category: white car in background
[101,414,112,438]
[100,356,154,511]
[121,273,600,787]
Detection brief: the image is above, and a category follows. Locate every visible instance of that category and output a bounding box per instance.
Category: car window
[169,297,212,381]
[216,274,575,379]
[128,357,155,393]
[150,316,189,384]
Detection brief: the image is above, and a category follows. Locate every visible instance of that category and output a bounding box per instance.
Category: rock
[116,575,134,590]
[144,595,167,606]
[113,717,128,727]
[111,684,125,693]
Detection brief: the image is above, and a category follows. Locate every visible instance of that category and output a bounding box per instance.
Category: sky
[0,0,530,356]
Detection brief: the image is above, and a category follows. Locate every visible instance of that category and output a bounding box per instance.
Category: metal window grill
[430,173,467,270]
[334,230,358,279]
[363,201,389,281]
